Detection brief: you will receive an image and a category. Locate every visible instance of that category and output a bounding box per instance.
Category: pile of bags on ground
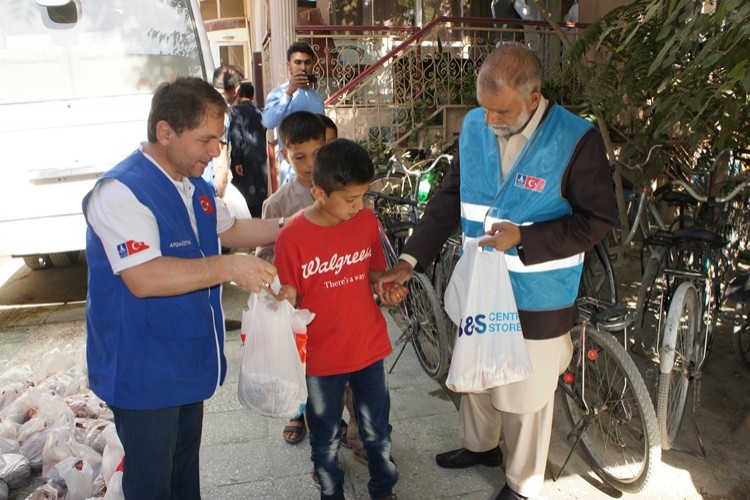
[0,345,123,500]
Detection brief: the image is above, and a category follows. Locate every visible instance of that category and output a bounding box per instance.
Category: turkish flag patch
[117,240,151,259]
[198,195,215,214]
[514,173,546,193]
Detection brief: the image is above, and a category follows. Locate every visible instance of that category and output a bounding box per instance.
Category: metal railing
[265,16,586,160]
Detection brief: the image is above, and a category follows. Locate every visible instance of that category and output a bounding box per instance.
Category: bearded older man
[377,44,617,499]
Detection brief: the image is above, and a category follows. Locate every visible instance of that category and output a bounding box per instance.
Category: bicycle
[367,190,451,380]
[556,297,661,493]
[370,151,453,209]
[578,241,617,306]
[653,155,750,453]
[614,145,707,356]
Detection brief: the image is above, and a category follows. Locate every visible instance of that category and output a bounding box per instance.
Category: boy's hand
[377,281,409,306]
[274,284,299,307]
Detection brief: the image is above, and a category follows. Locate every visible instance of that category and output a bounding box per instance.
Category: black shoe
[435,447,503,469]
[495,484,527,500]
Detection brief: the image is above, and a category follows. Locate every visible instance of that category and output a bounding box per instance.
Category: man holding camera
[262,41,325,186]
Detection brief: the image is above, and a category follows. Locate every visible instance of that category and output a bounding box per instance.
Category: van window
[0,0,205,104]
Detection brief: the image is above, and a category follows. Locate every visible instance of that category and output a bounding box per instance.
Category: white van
[0,0,214,269]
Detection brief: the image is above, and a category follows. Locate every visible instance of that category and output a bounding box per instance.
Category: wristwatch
[278,216,285,228]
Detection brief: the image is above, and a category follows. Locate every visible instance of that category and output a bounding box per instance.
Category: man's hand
[286,72,313,95]
[227,254,278,293]
[478,221,521,251]
[375,260,414,298]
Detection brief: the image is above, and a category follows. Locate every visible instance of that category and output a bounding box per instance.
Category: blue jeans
[111,402,203,500]
[306,359,398,499]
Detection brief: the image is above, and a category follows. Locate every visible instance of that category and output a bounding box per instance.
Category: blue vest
[83,150,226,410]
[459,104,592,311]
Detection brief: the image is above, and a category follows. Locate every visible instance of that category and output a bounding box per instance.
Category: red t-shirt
[274,209,392,376]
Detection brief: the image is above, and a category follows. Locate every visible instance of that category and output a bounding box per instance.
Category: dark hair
[318,114,337,135]
[278,111,326,147]
[147,77,228,143]
[212,65,244,91]
[238,81,254,100]
[313,139,374,194]
[286,41,315,61]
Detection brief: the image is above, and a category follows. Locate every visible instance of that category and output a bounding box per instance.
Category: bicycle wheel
[560,325,660,493]
[633,252,667,356]
[404,272,450,379]
[432,227,462,301]
[578,242,617,305]
[732,302,750,370]
[656,281,698,450]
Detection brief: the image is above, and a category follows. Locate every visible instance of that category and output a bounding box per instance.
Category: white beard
[489,106,531,138]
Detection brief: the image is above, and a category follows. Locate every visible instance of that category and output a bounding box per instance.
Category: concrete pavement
[1,256,746,499]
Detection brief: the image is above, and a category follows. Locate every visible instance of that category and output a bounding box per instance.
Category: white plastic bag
[238,278,314,418]
[444,239,533,392]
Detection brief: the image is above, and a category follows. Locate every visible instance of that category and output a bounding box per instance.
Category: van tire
[49,251,81,267]
[23,255,52,270]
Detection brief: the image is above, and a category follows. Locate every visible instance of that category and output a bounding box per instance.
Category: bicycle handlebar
[386,153,453,177]
[614,144,669,172]
[670,177,750,204]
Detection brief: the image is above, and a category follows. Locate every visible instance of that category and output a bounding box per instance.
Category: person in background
[319,114,338,143]
[210,65,249,333]
[262,42,325,186]
[256,111,328,445]
[229,81,268,217]
[273,138,406,500]
[82,77,286,500]
[203,64,244,200]
[377,44,617,500]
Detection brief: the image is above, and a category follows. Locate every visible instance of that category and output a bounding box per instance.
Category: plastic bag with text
[444,239,533,393]
[238,280,314,418]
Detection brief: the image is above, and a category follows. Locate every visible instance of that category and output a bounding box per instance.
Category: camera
[305,73,318,83]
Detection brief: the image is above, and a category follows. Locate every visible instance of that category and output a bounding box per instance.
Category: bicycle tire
[560,325,660,493]
[432,228,462,301]
[732,302,750,370]
[633,253,667,356]
[404,272,450,379]
[578,242,617,305]
[656,281,698,450]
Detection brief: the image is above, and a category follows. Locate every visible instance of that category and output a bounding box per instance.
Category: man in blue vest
[378,45,617,499]
[83,77,286,500]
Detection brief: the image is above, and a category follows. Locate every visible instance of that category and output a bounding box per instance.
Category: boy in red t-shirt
[274,139,407,500]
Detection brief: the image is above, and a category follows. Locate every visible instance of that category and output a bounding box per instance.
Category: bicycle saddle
[672,227,725,247]
[661,190,699,206]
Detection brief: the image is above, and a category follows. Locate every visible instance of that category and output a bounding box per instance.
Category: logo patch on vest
[198,195,214,214]
[117,240,150,258]
[514,174,546,193]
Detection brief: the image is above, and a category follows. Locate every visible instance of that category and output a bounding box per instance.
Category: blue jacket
[459,104,592,311]
[83,150,226,410]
